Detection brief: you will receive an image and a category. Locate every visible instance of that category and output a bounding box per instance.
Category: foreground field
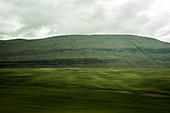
[0,68,170,113]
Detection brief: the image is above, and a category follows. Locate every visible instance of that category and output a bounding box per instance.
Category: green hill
[0,35,170,68]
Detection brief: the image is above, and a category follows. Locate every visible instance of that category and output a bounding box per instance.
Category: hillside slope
[0,35,170,68]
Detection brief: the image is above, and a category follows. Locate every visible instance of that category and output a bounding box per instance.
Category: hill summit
[0,35,170,68]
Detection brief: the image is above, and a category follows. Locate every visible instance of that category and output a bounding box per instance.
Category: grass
[0,68,170,113]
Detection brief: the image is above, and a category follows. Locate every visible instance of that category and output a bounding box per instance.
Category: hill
[0,35,170,68]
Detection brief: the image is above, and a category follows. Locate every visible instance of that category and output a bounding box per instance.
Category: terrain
[0,68,170,113]
[1,35,170,113]
[0,35,170,68]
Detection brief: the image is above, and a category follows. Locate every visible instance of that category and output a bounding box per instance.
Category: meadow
[0,68,170,113]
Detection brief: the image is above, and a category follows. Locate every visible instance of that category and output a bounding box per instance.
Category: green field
[0,68,170,113]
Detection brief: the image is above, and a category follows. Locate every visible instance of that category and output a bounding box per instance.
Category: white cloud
[0,1,22,34]
[35,27,50,37]
[0,0,170,42]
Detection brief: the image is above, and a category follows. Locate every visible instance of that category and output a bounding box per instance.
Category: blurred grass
[0,68,170,113]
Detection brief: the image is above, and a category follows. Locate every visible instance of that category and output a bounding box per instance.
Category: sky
[0,0,170,42]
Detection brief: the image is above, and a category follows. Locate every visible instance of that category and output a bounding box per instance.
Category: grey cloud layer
[0,0,170,42]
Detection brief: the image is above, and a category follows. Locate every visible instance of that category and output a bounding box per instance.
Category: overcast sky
[0,0,170,42]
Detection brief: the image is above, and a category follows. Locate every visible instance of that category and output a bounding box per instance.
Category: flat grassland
[0,68,170,113]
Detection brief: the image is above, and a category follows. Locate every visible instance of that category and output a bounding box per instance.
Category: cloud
[0,0,170,42]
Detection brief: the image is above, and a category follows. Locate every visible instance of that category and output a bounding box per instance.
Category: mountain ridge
[0,35,170,68]
[1,34,169,45]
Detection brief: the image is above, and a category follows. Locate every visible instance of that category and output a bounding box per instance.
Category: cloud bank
[0,0,170,42]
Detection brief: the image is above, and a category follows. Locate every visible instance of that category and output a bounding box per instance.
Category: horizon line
[0,33,168,43]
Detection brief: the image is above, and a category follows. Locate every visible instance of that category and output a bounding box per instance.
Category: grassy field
[0,68,170,113]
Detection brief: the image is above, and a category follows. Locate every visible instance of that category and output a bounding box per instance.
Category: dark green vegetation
[0,68,170,113]
[1,35,170,68]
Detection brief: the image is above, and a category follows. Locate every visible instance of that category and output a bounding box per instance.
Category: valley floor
[0,68,170,113]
